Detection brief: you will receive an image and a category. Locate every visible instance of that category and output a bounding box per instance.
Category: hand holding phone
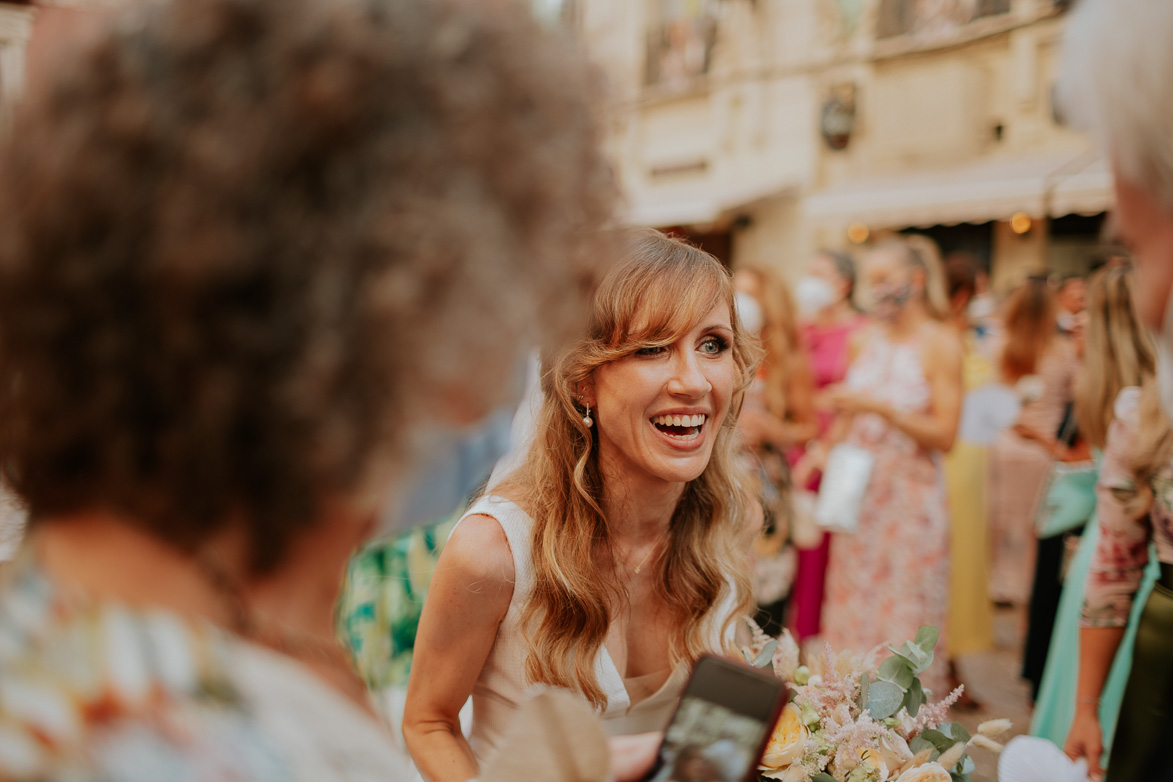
[645,655,788,782]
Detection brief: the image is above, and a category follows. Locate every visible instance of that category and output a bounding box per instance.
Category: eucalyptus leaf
[752,640,779,668]
[961,755,976,774]
[948,721,972,745]
[904,677,926,716]
[914,625,940,650]
[865,679,904,719]
[878,655,915,689]
[811,774,838,782]
[909,736,935,756]
[920,729,956,755]
[742,649,754,665]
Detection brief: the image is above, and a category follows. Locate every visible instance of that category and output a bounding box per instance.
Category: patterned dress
[0,553,410,781]
[822,331,951,695]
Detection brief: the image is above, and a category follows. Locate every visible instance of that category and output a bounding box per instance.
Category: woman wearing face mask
[986,279,1077,609]
[1055,0,1173,778]
[789,251,867,644]
[403,229,760,782]
[732,266,817,632]
[815,236,963,696]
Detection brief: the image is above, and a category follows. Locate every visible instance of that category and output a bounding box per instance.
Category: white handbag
[813,443,875,534]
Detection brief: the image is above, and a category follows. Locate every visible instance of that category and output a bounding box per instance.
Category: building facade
[579,0,1109,288]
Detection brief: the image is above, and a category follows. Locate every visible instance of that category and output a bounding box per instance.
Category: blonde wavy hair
[501,228,759,708]
[1126,381,1173,519]
[1075,266,1155,450]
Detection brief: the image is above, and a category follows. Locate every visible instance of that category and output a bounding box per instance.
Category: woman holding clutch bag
[815,236,963,696]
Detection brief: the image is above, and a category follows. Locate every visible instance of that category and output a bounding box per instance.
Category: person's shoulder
[922,321,964,362]
[444,511,517,586]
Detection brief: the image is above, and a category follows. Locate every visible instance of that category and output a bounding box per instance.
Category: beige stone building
[578,0,1111,288]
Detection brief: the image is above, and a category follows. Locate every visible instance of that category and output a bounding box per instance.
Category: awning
[625,179,799,228]
[802,151,1112,228]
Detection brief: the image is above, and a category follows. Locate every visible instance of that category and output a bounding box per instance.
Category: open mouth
[650,413,707,441]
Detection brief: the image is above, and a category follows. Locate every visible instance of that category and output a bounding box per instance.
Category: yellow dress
[944,332,996,657]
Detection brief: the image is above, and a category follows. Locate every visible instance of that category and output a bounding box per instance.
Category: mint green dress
[1030,489,1161,762]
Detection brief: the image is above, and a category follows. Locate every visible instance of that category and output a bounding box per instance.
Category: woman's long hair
[999,277,1057,382]
[1075,266,1155,449]
[502,228,759,708]
[740,265,801,419]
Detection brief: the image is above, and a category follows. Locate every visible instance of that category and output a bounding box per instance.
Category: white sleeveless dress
[458,495,737,763]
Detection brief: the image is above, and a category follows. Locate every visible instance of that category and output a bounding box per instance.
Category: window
[645,0,719,90]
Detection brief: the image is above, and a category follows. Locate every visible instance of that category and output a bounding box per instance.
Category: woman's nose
[667,352,712,397]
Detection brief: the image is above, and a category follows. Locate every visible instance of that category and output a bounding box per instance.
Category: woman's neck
[814,300,856,328]
[883,302,929,341]
[598,466,683,546]
[32,508,374,707]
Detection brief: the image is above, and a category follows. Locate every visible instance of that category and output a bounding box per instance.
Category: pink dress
[792,316,866,641]
[822,331,951,695]
[987,339,1076,605]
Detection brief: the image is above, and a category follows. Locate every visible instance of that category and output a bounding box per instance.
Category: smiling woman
[402,228,762,782]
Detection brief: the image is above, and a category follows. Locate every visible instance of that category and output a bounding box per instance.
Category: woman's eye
[699,336,728,355]
[636,345,666,357]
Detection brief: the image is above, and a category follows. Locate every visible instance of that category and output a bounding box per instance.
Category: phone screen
[646,655,787,782]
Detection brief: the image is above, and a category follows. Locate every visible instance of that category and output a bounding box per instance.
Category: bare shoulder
[848,323,880,358]
[923,322,964,366]
[440,513,517,589]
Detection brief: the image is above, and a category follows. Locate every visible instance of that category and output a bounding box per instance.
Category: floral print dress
[0,553,409,781]
[821,331,951,696]
[1082,388,1173,628]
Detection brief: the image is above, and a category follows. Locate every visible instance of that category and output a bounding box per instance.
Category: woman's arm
[827,326,963,453]
[1067,387,1151,777]
[1064,626,1126,778]
[403,514,516,782]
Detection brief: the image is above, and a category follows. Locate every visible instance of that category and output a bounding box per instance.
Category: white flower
[760,703,809,771]
[894,761,952,782]
[878,733,913,770]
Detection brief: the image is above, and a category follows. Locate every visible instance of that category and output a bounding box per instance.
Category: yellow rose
[760,703,809,770]
[854,748,890,781]
[894,762,952,782]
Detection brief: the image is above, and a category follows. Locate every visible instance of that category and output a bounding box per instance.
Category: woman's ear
[576,376,597,409]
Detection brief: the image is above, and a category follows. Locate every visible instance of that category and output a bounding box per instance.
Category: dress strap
[454,495,536,592]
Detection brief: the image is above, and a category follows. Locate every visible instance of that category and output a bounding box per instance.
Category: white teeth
[651,414,707,427]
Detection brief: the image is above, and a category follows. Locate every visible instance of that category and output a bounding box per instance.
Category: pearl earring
[582,402,593,428]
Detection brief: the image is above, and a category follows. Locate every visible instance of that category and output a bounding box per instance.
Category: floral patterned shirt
[1081,388,1173,628]
[0,552,409,781]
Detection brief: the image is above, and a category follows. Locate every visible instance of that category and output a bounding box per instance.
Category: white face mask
[1153,288,1173,418]
[735,291,764,335]
[794,276,837,317]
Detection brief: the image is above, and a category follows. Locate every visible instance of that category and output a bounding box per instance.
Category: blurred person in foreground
[403,230,760,781]
[986,277,1076,608]
[815,236,963,696]
[788,250,867,644]
[733,264,817,633]
[0,0,661,779]
[1029,266,1160,764]
[941,253,994,706]
[1059,0,1173,777]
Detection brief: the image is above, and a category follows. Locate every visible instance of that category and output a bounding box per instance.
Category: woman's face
[808,254,852,304]
[863,247,917,320]
[589,300,738,488]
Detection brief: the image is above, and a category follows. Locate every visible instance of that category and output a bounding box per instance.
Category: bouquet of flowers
[743,622,1010,782]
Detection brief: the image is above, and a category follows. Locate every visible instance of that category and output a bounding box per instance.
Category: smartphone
[644,655,789,782]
